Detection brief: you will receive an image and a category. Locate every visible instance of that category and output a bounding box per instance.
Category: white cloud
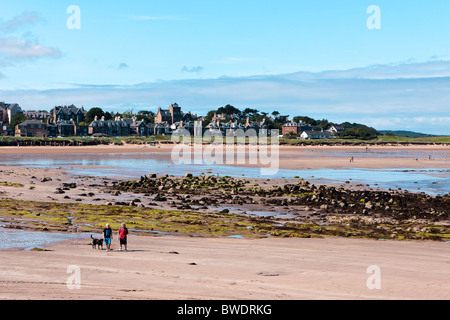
[0,11,61,74]
[0,36,61,62]
[0,11,43,33]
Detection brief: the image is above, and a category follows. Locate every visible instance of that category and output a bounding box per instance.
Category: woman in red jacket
[118,223,129,251]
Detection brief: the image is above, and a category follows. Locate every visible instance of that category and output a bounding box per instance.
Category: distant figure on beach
[118,223,129,251]
[103,224,113,252]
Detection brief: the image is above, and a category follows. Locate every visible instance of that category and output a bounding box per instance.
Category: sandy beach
[0,144,449,301]
[0,236,448,300]
[0,144,449,170]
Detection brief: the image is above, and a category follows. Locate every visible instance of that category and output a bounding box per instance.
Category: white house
[300,130,335,140]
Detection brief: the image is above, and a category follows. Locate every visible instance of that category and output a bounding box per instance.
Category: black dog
[91,235,103,250]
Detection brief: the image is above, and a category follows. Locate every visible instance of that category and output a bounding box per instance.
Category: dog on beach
[91,235,103,250]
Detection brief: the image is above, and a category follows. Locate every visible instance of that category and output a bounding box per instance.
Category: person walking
[103,224,113,252]
[118,223,129,252]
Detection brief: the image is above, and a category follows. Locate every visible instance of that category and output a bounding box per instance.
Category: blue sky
[0,0,450,134]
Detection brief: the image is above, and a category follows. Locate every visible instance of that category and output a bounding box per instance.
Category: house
[245,118,268,133]
[282,121,313,136]
[15,120,48,138]
[183,112,198,123]
[205,120,224,136]
[75,124,89,137]
[155,103,198,125]
[222,120,245,135]
[88,116,131,137]
[282,122,299,135]
[326,124,345,134]
[0,102,22,124]
[46,120,89,137]
[123,117,150,136]
[132,120,150,137]
[53,105,86,124]
[212,113,239,123]
[300,130,335,140]
[55,120,75,137]
[155,103,183,125]
[152,123,171,136]
[47,123,57,137]
[171,121,196,136]
[23,110,51,121]
[155,107,173,124]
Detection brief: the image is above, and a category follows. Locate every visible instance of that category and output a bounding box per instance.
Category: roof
[18,120,47,126]
[89,120,130,128]
[301,130,334,137]
[0,102,21,111]
[56,105,86,115]
[328,124,344,130]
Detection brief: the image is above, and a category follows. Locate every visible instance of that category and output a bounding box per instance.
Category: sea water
[0,152,448,195]
[0,227,90,250]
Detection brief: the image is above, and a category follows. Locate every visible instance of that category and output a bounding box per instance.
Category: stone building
[53,105,86,124]
[15,120,48,138]
[88,116,131,137]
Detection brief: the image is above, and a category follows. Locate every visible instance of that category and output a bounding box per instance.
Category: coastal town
[0,101,353,140]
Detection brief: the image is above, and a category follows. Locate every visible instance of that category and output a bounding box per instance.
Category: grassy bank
[1,135,449,147]
[279,136,450,146]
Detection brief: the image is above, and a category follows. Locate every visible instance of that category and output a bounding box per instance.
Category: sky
[0,0,450,134]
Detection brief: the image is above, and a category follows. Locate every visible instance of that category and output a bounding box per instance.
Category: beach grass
[0,182,24,187]
[1,134,449,147]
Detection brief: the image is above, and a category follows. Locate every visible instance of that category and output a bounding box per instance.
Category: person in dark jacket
[103,224,113,252]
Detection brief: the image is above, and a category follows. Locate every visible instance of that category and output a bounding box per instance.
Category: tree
[293,116,317,126]
[217,104,241,116]
[136,111,155,124]
[9,114,29,131]
[121,109,134,119]
[104,112,113,121]
[339,122,378,140]
[204,110,218,123]
[85,107,105,124]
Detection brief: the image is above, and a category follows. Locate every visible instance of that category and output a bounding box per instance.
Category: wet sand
[0,236,448,300]
[0,144,449,170]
